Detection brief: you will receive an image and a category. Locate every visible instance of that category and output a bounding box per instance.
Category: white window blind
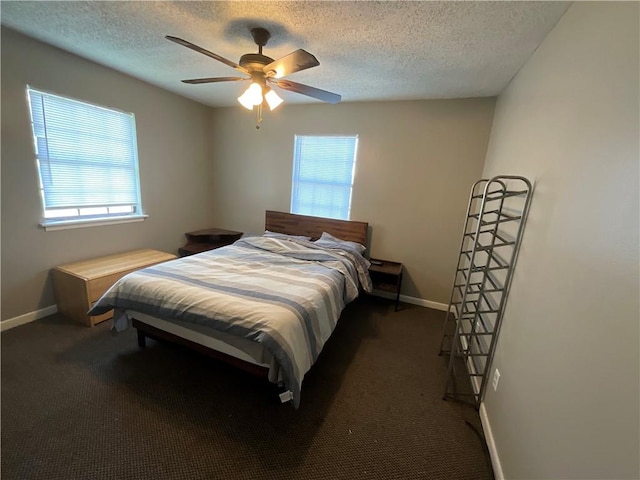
[291,135,358,220]
[26,87,143,224]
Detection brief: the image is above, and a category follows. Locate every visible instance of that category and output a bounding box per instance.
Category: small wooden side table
[179,228,243,257]
[369,258,404,311]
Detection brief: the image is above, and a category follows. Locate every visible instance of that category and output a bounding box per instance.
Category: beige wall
[481,3,639,479]
[1,28,215,320]
[1,27,495,320]
[209,98,495,303]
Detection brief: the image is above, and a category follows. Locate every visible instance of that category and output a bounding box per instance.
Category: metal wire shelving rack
[439,175,533,408]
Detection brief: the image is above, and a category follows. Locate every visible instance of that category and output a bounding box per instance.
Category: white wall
[1,28,215,320]
[481,3,639,479]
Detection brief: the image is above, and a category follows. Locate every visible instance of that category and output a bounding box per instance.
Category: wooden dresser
[52,249,177,327]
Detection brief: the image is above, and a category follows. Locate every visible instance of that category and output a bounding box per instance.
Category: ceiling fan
[166,28,341,121]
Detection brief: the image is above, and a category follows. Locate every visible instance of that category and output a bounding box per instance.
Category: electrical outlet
[492,368,501,391]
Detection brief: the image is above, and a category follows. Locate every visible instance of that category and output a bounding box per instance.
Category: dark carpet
[1,296,493,480]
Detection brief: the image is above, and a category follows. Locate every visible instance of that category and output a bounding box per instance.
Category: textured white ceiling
[1,1,570,107]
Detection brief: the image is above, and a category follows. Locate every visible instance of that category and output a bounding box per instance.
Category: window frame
[290,134,359,221]
[25,86,147,231]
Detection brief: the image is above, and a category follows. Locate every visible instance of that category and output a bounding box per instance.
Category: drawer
[89,271,130,302]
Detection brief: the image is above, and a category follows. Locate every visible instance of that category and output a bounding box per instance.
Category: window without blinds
[26,87,143,225]
[291,135,358,220]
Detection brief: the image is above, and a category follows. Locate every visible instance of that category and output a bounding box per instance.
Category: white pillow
[314,231,366,254]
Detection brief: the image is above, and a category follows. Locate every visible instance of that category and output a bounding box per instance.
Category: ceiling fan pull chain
[256,103,263,130]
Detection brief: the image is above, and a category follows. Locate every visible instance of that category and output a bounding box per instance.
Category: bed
[89,211,371,407]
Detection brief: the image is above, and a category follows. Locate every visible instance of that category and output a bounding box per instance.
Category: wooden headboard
[265,211,368,246]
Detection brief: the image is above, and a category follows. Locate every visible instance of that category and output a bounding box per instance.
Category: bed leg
[136,328,146,348]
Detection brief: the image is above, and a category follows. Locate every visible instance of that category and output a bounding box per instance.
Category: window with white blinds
[290,135,358,220]
[26,87,143,227]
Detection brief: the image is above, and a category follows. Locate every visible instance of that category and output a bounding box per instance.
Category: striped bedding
[89,236,372,408]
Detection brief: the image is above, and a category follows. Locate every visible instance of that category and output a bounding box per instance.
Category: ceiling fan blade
[271,79,341,104]
[166,35,249,75]
[182,77,248,84]
[263,49,319,78]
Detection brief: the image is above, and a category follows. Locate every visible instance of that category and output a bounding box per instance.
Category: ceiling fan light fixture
[238,82,263,110]
[265,88,283,111]
[237,92,254,110]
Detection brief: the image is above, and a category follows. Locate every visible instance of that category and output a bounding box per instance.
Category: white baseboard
[480,402,504,480]
[1,305,58,332]
[4,294,445,331]
[371,290,450,312]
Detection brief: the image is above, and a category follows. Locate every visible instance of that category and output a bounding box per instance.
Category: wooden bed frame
[265,210,368,245]
[133,317,271,378]
[133,211,369,379]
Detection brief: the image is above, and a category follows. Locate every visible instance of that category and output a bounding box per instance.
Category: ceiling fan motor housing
[239,53,274,72]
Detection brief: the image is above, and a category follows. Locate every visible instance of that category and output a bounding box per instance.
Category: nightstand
[369,258,403,311]
[179,228,243,257]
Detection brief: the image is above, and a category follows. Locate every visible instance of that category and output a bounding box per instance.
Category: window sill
[40,215,149,232]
